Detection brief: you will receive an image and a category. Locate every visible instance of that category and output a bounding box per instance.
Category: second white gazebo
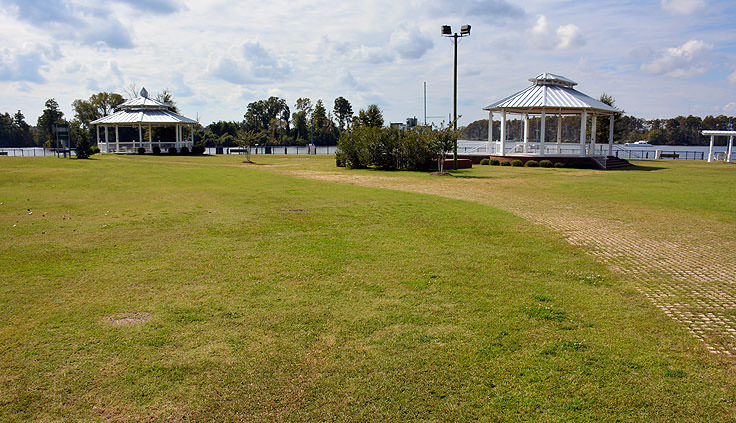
[484,73,623,168]
[91,88,197,153]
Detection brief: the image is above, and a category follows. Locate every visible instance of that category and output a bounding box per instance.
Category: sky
[1,0,735,126]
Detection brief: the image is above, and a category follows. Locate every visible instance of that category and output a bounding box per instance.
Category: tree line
[3,92,732,148]
[0,91,386,149]
[205,97,384,147]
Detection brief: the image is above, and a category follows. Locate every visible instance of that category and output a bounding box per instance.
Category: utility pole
[441,25,471,170]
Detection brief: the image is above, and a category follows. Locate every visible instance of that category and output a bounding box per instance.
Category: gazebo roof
[91,87,196,125]
[117,96,171,110]
[90,109,197,125]
[484,73,619,114]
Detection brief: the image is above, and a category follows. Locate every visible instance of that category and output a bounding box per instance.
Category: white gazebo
[484,73,621,166]
[701,130,734,163]
[91,88,197,153]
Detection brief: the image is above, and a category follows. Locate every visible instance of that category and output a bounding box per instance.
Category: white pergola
[483,73,620,158]
[91,88,197,153]
[701,130,734,163]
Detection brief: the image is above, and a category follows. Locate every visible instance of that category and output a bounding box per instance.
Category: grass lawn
[1,154,735,421]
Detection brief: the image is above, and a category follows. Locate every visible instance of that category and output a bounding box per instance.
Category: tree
[356,104,384,127]
[37,99,64,144]
[596,93,624,145]
[156,89,179,113]
[333,97,353,131]
[12,110,33,146]
[244,97,290,141]
[432,121,458,174]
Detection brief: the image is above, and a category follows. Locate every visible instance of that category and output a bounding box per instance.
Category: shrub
[525,160,539,167]
[191,144,205,155]
[511,159,523,167]
[91,146,100,155]
[180,146,190,155]
[554,162,565,168]
[490,158,500,166]
[75,137,92,159]
[539,160,553,168]
[500,160,511,166]
[336,125,436,171]
[152,145,161,155]
[168,147,177,155]
[137,147,146,155]
[480,158,490,165]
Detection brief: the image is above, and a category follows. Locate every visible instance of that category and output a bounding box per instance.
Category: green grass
[1,155,735,421]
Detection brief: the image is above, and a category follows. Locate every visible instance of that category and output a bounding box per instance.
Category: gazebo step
[605,156,632,169]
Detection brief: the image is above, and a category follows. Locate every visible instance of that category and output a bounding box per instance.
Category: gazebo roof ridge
[530,73,577,87]
[116,87,173,111]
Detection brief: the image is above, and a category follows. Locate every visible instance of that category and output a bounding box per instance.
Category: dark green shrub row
[480,158,490,165]
[146,145,204,155]
[500,160,511,166]
[525,160,539,167]
[511,159,523,167]
[337,126,441,171]
[490,158,500,166]
[539,160,553,168]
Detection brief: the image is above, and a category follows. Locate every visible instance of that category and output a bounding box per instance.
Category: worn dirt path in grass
[279,168,736,356]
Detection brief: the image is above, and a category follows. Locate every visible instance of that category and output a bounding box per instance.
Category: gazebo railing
[498,141,610,157]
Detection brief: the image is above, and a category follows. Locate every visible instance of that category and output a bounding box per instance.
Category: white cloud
[723,102,736,114]
[661,0,706,15]
[530,15,584,50]
[0,44,58,83]
[641,39,713,77]
[211,41,291,84]
[556,24,584,49]
[2,0,135,48]
[389,28,434,60]
[728,71,736,84]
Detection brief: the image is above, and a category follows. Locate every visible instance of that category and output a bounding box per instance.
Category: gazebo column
[115,126,119,153]
[708,135,714,162]
[579,111,587,157]
[500,110,507,157]
[557,113,562,154]
[488,111,493,155]
[190,125,194,147]
[523,113,529,153]
[608,114,614,156]
[539,110,546,157]
[590,115,597,155]
[96,125,100,152]
[728,136,733,163]
[104,126,109,152]
[138,124,143,151]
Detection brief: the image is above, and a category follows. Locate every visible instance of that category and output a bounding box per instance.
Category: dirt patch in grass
[102,312,152,326]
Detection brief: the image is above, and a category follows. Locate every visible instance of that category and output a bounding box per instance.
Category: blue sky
[0,0,735,125]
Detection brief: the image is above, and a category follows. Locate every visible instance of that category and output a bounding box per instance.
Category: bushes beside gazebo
[336,126,456,171]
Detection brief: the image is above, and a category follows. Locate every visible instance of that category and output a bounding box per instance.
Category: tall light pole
[441,24,471,170]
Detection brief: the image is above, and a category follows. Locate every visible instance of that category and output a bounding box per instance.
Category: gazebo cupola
[484,73,620,162]
[91,87,197,153]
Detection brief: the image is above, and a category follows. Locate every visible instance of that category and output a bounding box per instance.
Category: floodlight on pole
[441,23,471,170]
